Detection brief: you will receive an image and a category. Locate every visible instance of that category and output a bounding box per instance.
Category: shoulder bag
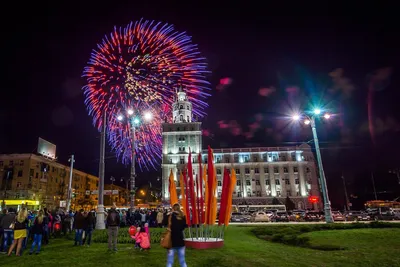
[160,214,172,249]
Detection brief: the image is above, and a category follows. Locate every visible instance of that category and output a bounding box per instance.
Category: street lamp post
[293,109,334,223]
[110,176,115,206]
[117,110,152,211]
[96,112,107,230]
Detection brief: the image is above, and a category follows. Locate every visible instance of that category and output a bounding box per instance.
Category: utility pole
[96,112,106,229]
[2,170,11,210]
[66,155,75,212]
[371,172,378,200]
[341,173,350,211]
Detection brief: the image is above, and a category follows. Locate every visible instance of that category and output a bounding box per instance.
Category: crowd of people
[0,203,188,266]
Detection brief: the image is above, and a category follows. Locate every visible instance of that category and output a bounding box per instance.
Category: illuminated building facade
[0,154,99,211]
[162,91,321,210]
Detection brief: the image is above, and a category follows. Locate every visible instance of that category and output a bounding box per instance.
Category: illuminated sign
[308,196,319,203]
[37,137,57,159]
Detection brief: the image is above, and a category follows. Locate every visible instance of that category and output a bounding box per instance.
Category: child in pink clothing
[136,227,150,250]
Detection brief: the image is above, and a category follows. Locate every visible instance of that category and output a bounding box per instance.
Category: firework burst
[83,19,210,169]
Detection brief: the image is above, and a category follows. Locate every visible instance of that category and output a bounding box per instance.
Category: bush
[251,222,399,250]
[65,227,166,244]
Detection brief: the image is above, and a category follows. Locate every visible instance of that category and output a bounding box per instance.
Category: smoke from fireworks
[83,19,210,169]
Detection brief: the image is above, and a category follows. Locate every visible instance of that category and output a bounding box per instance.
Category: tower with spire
[161,88,202,202]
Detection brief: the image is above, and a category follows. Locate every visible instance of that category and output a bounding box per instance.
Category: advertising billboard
[37,138,57,159]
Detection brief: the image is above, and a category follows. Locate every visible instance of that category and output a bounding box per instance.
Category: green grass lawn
[1,226,399,267]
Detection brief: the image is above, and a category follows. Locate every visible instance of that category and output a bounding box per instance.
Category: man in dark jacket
[0,208,16,253]
[106,204,120,251]
[74,210,85,246]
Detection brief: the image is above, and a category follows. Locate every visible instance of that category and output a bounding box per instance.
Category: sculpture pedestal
[184,238,224,249]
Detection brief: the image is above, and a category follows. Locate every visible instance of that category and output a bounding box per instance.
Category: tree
[285,196,296,211]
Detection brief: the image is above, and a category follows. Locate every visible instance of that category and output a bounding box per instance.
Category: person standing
[84,211,96,246]
[157,210,164,228]
[106,204,120,251]
[8,208,28,256]
[166,203,188,267]
[74,210,85,246]
[29,210,45,255]
[1,208,16,253]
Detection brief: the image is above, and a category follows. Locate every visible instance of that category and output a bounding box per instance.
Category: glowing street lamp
[292,108,333,223]
[116,109,153,210]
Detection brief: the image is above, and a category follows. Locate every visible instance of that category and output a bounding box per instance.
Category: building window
[225,157,230,163]
[274,167,279,173]
[187,116,190,122]
[262,154,268,161]
[19,160,24,166]
[306,167,310,173]
[235,168,240,174]
[295,179,300,185]
[180,157,184,164]
[281,155,286,161]
[217,181,222,186]
[9,161,14,166]
[255,168,259,174]
[291,154,296,161]
[283,167,288,173]
[255,180,260,185]
[237,180,241,186]
[18,170,23,177]
[17,182,22,188]
[180,105,183,109]
[253,155,258,162]
[180,115,183,121]
[187,105,190,110]
[265,179,270,185]
[296,191,300,196]
[276,191,281,197]
[245,168,250,174]
[35,173,38,178]
[285,179,290,185]
[237,192,242,197]
[293,167,298,173]
[234,155,239,163]
[287,191,291,197]
[264,168,269,174]
[29,169,34,177]
[217,168,222,175]
[244,156,250,162]
[275,179,280,185]
[177,127,180,131]
[246,180,251,186]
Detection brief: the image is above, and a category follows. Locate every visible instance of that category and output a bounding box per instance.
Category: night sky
[1,2,399,208]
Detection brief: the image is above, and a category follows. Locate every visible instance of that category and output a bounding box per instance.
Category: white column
[298,164,307,196]
[269,165,276,196]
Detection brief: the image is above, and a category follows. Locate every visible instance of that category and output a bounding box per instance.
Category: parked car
[393,208,400,220]
[369,207,396,221]
[251,212,271,222]
[332,211,345,221]
[345,211,370,221]
[304,211,323,222]
[273,211,290,222]
[230,212,250,222]
[289,210,306,221]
